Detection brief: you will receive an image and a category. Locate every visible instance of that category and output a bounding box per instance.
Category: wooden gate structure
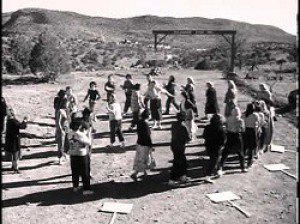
[152,29,237,72]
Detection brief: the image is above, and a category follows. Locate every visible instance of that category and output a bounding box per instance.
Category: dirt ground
[2,69,298,224]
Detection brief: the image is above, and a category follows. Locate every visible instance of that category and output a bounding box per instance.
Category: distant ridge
[2,8,296,48]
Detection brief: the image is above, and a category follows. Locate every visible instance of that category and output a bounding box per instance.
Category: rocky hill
[2,8,296,48]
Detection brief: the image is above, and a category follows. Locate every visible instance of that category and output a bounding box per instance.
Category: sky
[2,0,298,35]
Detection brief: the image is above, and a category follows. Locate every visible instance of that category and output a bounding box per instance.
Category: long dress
[5,118,27,154]
[224,89,237,118]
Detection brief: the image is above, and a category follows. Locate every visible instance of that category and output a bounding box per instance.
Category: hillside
[2,8,296,48]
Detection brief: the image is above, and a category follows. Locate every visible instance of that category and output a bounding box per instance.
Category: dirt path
[2,70,297,224]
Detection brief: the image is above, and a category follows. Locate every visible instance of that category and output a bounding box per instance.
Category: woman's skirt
[133,145,151,172]
[150,98,162,121]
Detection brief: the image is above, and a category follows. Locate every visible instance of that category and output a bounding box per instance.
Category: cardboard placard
[270,145,285,153]
[101,202,133,214]
[206,191,240,203]
[264,164,290,171]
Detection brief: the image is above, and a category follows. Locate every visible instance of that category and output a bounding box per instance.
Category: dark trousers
[70,155,90,190]
[124,95,132,113]
[219,132,245,170]
[130,111,139,128]
[170,145,187,181]
[150,98,162,121]
[244,128,258,167]
[109,120,124,143]
[165,97,179,114]
[206,145,222,176]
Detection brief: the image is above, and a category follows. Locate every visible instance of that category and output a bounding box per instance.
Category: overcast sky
[2,0,298,35]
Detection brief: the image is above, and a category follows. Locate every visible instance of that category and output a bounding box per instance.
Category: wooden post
[230,34,235,72]
[154,34,157,52]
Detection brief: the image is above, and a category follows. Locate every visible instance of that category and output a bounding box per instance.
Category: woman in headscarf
[4,108,28,173]
[205,82,219,120]
[182,77,199,117]
[224,80,238,118]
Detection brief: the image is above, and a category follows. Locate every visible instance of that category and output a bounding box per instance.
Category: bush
[29,32,71,80]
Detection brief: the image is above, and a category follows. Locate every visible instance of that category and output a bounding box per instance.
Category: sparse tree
[29,31,71,81]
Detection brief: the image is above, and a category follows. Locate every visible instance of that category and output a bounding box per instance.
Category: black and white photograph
[1,0,298,223]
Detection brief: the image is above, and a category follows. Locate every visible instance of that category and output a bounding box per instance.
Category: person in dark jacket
[4,108,28,173]
[131,109,154,181]
[163,75,179,115]
[204,82,220,120]
[168,112,190,186]
[203,114,226,182]
[104,74,116,102]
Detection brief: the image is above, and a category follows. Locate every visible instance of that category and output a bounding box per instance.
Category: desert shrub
[29,32,71,81]
[3,58,23,74]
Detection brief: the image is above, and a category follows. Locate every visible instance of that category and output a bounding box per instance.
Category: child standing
[131,109,154,181]
[121,74,134,115]
[163,75,179,115]
[83,81,101,114]
[66,86,78,122]
[217,107,247,175]
[224,80,238,118]
[68,118,93,195]
[104,74,116,102]
[106,94,125,147]
[203,114,226,182]
[130,83,144,130]
[56,108,69,164]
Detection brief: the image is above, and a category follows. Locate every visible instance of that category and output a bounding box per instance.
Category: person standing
[217,107,247,175]
[203,114,226,182]
[204,82,219,120]
[83,81,101,116]
[163,75,179,115]
[131,109,154,181]
[144,80,173,129]
[168,112,190,186]
[106,94,125,147]
[56,108,69,164]
[259,100,273,152]
[4,108,28,173]
[224,80,238,118]
[68,118,93,195]
[130,83,144,130]
[243,103,259,168]
[66,86,78,122]
[1,97,7,133]
[182,77,199,118]
[143,74,154,108]
[121,74,134,115]
[104,74,116,102]
[179,91,198,141]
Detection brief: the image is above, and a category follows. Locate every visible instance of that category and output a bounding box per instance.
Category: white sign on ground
[270,144,285,153]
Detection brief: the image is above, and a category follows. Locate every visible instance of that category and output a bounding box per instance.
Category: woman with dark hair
[130,83,144,130]
[243,103,259,168]
[163,75,179,115]
[168,112,190,186]
[131,109,154,181]
[204,82,219,120]
[83,81,101,117]
[4,108,28,173]
[68,118,93,195]
[203,114,226,182]
[179,91,198,141]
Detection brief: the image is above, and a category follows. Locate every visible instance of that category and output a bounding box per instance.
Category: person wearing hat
[131,109,154,181]
[106,94,125,147]
[203,114,226,182]
[168,112,190,186]
[4,107,28,173]
[182,77,199,117]
[204,82,219,120]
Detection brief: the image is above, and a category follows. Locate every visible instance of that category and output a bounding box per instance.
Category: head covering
[206,81,214,87]
[210,113,223,125]
[187,77,194,84]
[259,83,269,91]
[228,80,237,90]
[140,108,150,120]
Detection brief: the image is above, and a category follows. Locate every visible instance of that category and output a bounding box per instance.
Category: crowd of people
[1,73,276,194]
